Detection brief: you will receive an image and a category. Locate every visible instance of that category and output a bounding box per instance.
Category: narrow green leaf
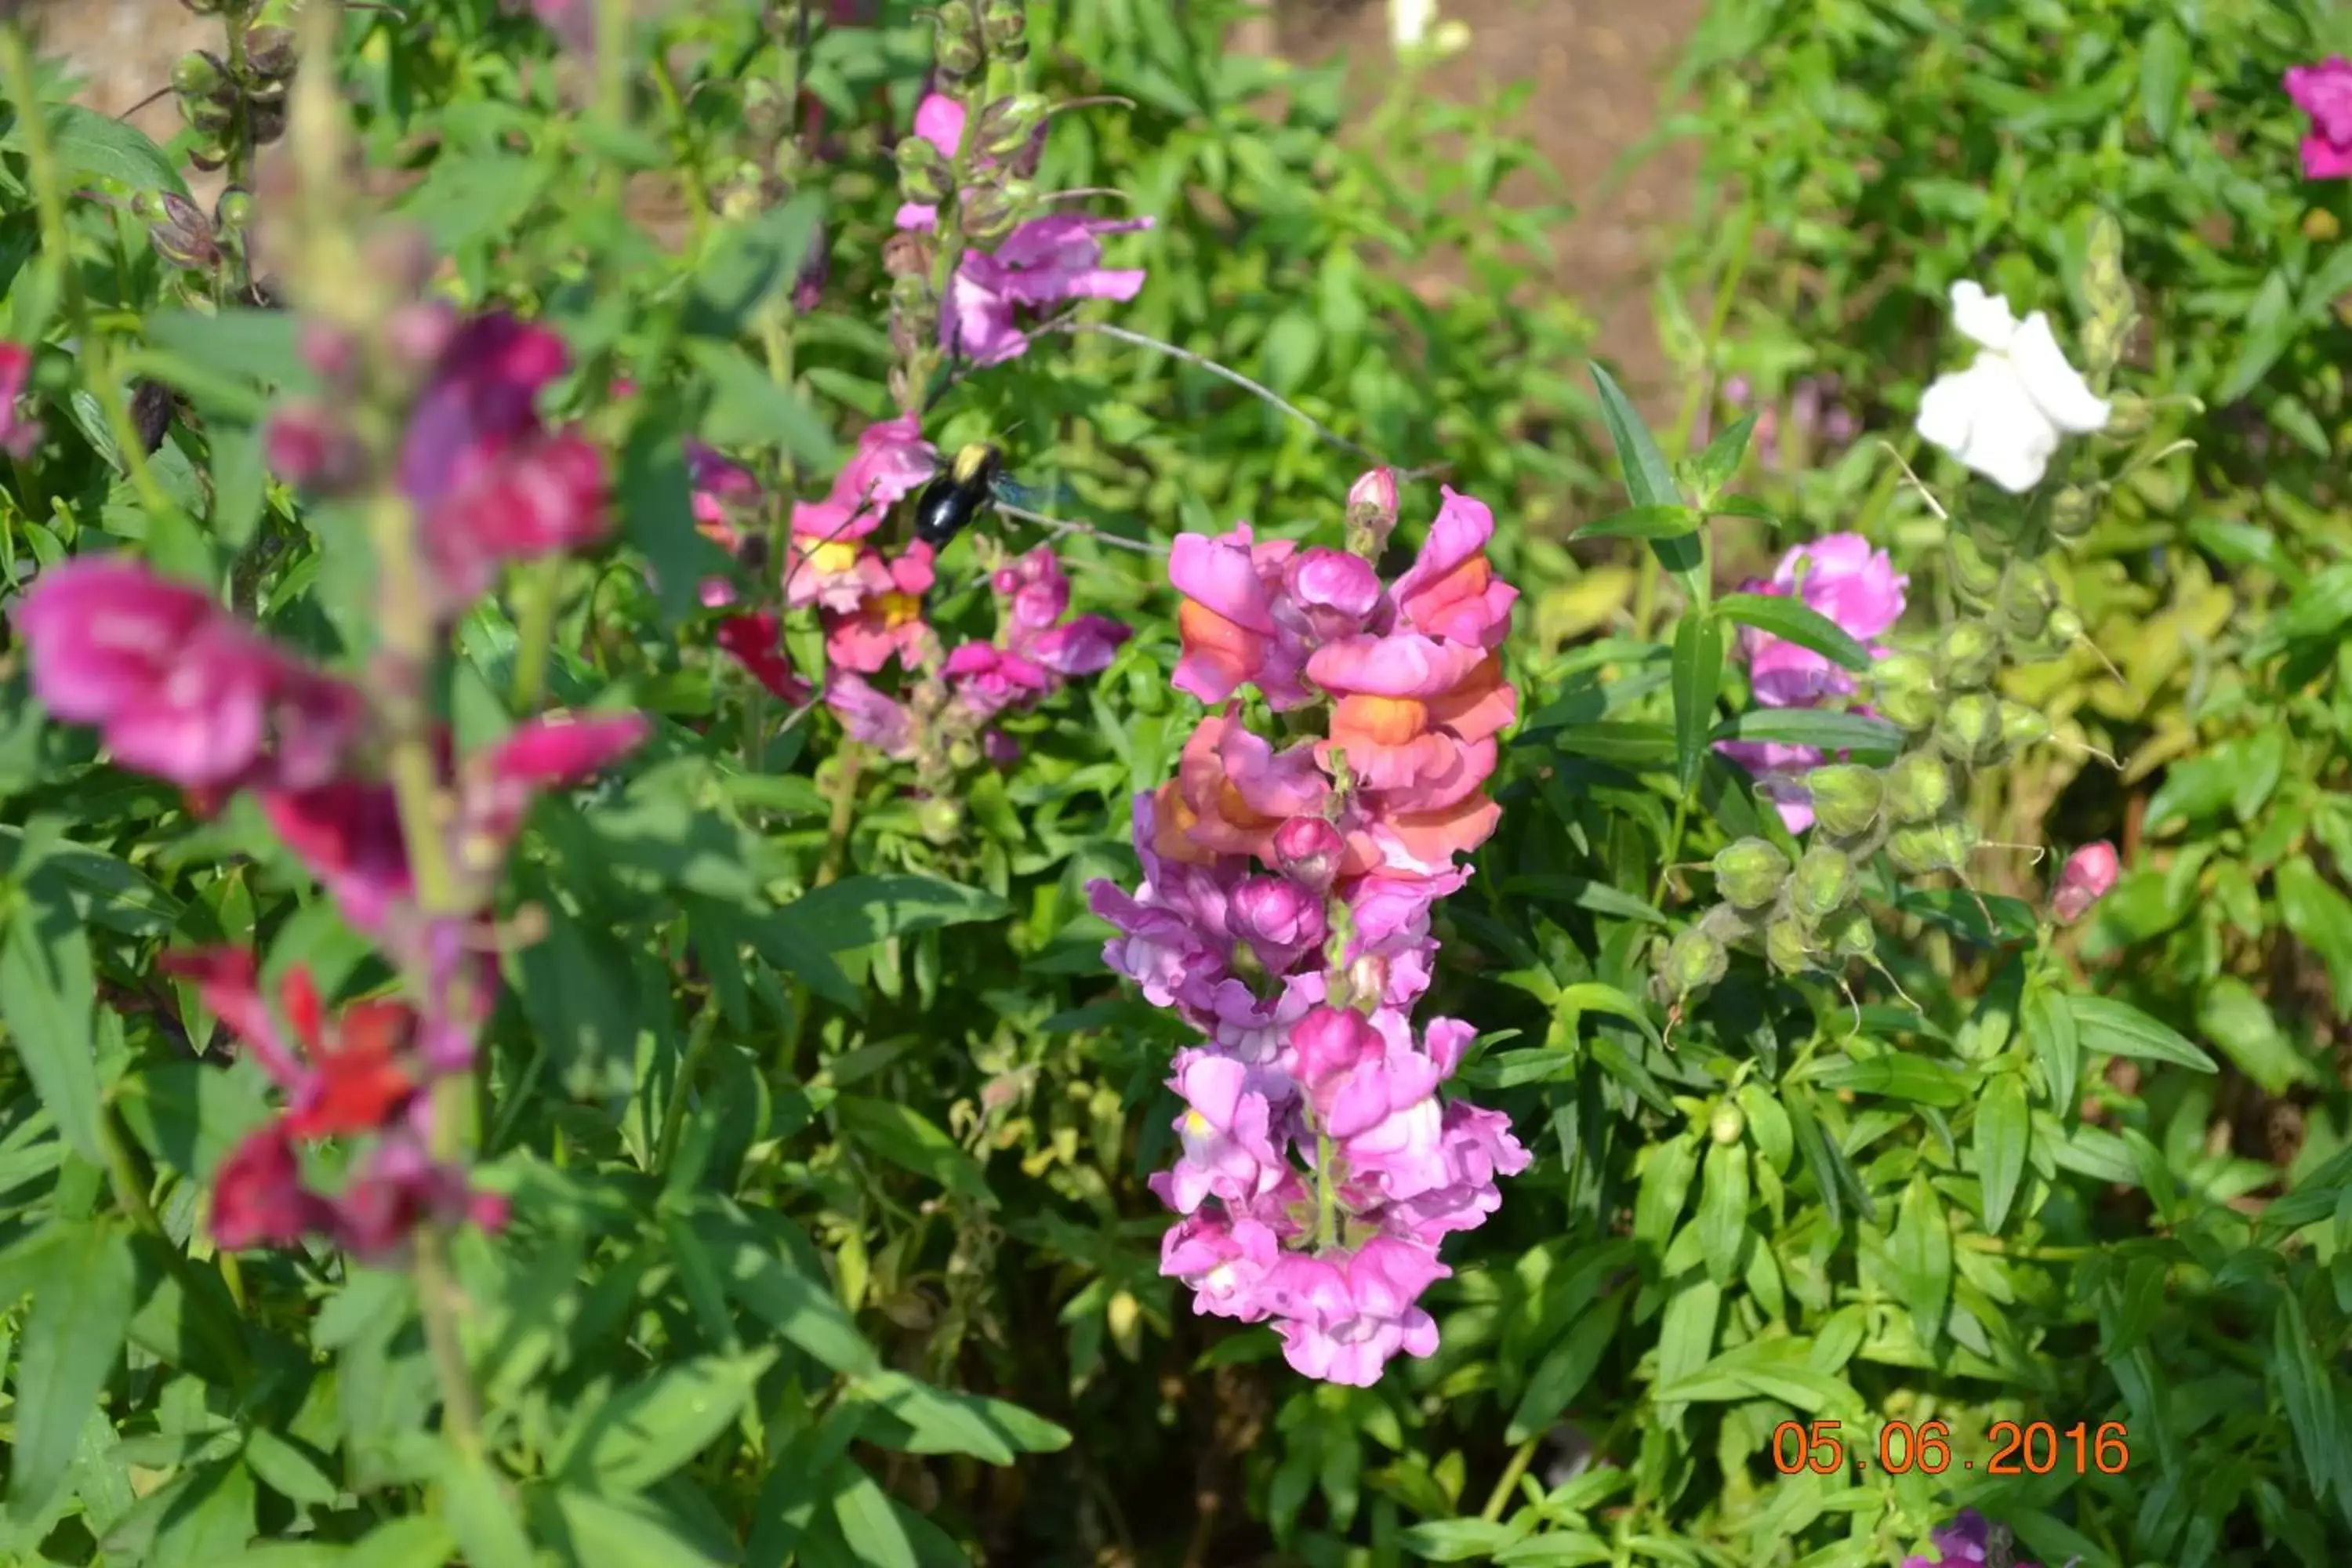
[1575,503,1704,541]
[1715,592,1872,673]
[1696,1141,1749,1287]
[2139,22,2187,140]
[2066,994,2217,1073]
[693,1207,880,1376]
[554,1350,775,1490]
[1504,1291,1627,1444]
[850,1370,1071,1465]
[1589,361,1703,602]
[0,892,102,1163]
[1689,413,1759,500]
[835,1096,996,1207]
[1975,1072,2030,1234]
[1709,709,1904,759]
[1671,614,1726,791]
[9,1221,135,1523]
[552,1489,727,1568]
[1399,1519,1532,1561]
[1889,1174,1952,1348]
[2274,1294,2340,1505]
[436,1444,535,1568]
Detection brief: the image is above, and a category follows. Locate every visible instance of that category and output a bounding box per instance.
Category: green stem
[1652,793,1693,909]
[647,49,711,249]
[2,28,89,333]
[411,1226,485,1458]
[509,555,565,711]
[654,1006,718,1174]
[815,741,865,887]
[98,1109,252,1376]
[1479,1435,1540,1523]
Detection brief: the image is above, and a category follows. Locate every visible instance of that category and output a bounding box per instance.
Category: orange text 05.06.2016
[1769,1419,2131,1477]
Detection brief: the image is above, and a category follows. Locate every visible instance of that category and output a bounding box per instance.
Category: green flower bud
[1885,750,1955,824]
[934,2,985,80]
[1998,567,2056,640]
[1998,700,2051,752]
[895,136,951,207]
[171,51,226,98]
[1947,535,2002,604]
[1789,844,1860,923]
[1806,764,1884,838]
[2048,605,2084,645]
[2047,485,2099,542]
[1871,652,1940,732]
[1765,914,1817,976]
[1697,902,1755,946]
[1660,927,1729,997]
[1713,837,1791,911]
[958,183,1023,247]
[1822,906,1876,960]
[242,24,297,80]
[917,797,966,844]
[977,93,1048,160]
[1936,691,2003,764]
[1709,1103,1745,1145]
[2103,394,2151,440]
[1937,621,2001,689]
[215,187,254,233]
[1887,815,1980,877]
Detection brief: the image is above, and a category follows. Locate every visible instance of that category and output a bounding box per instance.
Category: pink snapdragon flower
[1717,532,1907,832]
[1091,475,1528,1385]
[0,341,40,458]
[2288,58,2352,180]
[1899,1511,2038,1568]
[2051,840,2119,924]
[16,558,367,793]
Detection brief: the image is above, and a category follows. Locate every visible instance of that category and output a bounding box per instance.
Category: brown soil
[24,0,1704,413]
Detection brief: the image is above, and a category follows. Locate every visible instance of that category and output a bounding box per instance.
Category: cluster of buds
[132,187,255,282]
[171,1,300,172]
[1090,475,1532,1386]
[1663,229,2146,1018]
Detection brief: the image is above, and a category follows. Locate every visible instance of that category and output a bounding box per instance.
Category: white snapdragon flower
[1391,0,1436,47]
[1914,281,2111,494]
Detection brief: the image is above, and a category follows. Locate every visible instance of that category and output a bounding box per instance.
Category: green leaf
[2138,22,2187,140]
[2024,983,2082,1116]
[835,1097,996,1207]
[850,1370,1072,1465]
[1696,1141,1748,1287]
[550,1489,727,1568]
[1975,1071,2030,1234]
[2065,994,2216,1073]
[2212,270,2297,406]
[1504,1291,1626,1444]
[1714,592,1871,673]
[0,888,102,1163]
[616,408,732,630]
[436,1443,535,1568]
[786,875,1011,949]
[554,1350,775,1490]
[115,1059,274,1179]
[684,192,825,339]
[2197,977,2318,1094]
[47,103,189,198]
[685,339,839,470]
[2278,856,2352,1014]
[343,1517,457,1568]
[692,1206,880,1376]
[2274,1292,2341,1504]
[143,309,303,392]
[1709,708,1903,760]
[1588,361,1701,601]
[1633,1134,1699,1248]
[242,1429,339,1509]
[1671,613,1725,791]
[1688,413,1759,500]
[1575,503,1704,541]
[9,1221,136,1522]
[1889,1174,1952,1348]
[829,1462,922,1568]
[1399,1518,1532,1561]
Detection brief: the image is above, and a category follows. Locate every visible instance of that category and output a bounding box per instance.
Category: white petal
[1916,358,2061,494]
[1948,281,2020,351]
[2007,313,2111,434]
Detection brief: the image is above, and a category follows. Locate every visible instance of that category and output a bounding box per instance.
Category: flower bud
[1936,621,2000,689]
[1805,764,1883,838]
[1657,927,1729,997]
[916,796,964,844]
[1293,1005,1381,1109]
[976,93,1048,161]
[1764,914,1817,976]
[1998,700,2050,752]
[1936,691,2003,764]
[147,192,220,269]
[895,136,952,207]
[1887,815,1978,877]
[243,24,297,79]
[1696,902,1754,946]
[1947,534,2002,602]
[1822,906,1876,960]
[2047,605,2084,646]
[1345,466,1401,557]
[1274,815,1344,893]
[2052,840,2118,924]
[2101,394,2151,441]
[1709,1103,1745,1145]
[1870,652,1940,733]
[171,50,227,100]
[934,2,985,79]
[1788,845,1860,923]
[129,380,176,455]
[983,0,1028,59]
[1229,875,1327,959]
[884,230,935,281]
[2046,485,2099,542]
[1884,750,1954,824]
[1713,837,1791,911]
[958,183,1022,248]
[215,187,255,234]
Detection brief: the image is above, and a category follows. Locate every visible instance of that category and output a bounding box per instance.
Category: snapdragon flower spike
[15,557,368,794]
[1716,535,1907,832]
[897,92,1155,366]
[161,948,504,1264]
[1090,478,1530,1386]
[1900,1510,2039,1568]
[2287,58,2352,180]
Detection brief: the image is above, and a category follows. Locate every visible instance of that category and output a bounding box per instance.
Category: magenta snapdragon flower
[2288,58,2352,180]
[1716,533,1907,831]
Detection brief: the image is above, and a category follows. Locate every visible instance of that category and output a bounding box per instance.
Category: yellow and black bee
[912,441,1014,548]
